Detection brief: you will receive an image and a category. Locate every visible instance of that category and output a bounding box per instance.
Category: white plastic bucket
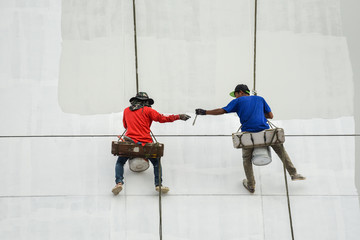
[129,158,150,172]
[252,146,272,166]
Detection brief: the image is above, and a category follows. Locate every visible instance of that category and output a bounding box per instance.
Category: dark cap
[229,84,250,97]
[129,92,154,105]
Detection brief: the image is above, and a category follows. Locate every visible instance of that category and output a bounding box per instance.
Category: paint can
[252,146,272,166]
[129,158,150,172]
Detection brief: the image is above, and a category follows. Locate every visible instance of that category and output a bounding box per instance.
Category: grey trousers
[242,144,297,188]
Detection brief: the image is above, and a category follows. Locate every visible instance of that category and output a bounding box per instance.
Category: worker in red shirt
[112,92,191,195]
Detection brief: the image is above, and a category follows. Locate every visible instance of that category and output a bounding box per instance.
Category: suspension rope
[252,1,293,238]
[132,2,162,238]
[150,130,158,144]
[150,130,163,240]
[283,159,295,240]
[132,0,139,93]
[158,158,163,240]
[253,0,258,96]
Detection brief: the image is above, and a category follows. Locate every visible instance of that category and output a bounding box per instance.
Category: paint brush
[192,114,198,126]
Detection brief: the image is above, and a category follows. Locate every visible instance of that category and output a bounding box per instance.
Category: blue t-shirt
[223,95,271,132]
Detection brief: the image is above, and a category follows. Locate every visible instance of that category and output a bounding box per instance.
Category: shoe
[155,185,170,194]
[112,182,123,195]
[242,179,255,193]
[291,173,306,181]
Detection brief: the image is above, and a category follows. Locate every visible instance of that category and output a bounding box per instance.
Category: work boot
[291,173,306,181]
[242,179,255,193]
[156,185,170,194]
[112,182,123,195]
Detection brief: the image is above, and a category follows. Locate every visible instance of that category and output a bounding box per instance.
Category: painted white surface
[57,0,353,119]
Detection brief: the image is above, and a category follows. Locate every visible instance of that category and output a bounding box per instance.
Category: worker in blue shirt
[195,84,305,193]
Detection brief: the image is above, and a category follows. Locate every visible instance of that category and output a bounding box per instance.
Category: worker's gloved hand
[179,114,191,121]
[195,109,206,115]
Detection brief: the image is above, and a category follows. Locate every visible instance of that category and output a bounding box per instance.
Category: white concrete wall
[0,0,359,239]
[340,0,360,206]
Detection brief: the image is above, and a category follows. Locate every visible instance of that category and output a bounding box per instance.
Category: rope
[267,120,278,129]
[268,123,294,238]
[132,0,139,93]
[131,0,162,229]
[252,1,294,238]
[282,158,295,240]
[253,0,258,96]
[150,129,163,240]
[133,0,162,232]
[117,129,127,141]
[158,157,163,240]
[131,0,162,234]
[150,130,158,143]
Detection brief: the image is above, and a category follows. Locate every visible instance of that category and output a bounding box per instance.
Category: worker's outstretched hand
[179,114,191,121]
[195,109,206,115]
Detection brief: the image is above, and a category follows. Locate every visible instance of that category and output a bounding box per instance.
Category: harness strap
[250,133,255,147]
[118,129,127,141]
[150,130,158,143]
[268,128,279,146]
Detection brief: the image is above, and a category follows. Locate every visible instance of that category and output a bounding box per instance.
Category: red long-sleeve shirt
[123,106,180,143]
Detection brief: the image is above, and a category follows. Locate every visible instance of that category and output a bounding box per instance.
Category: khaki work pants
[242,144,297,188]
